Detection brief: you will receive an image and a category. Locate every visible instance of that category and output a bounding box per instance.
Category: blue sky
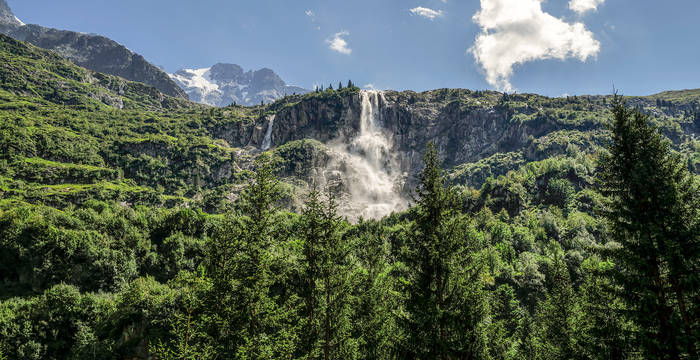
[9,0,700,96]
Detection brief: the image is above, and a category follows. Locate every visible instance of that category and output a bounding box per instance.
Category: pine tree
[299,187,355,360]
[347,80,353,88]
[487,284,522,360]
[402,142,488,359]
[599,96,699,359]
[536,245,577,360]
[207,154,296,358]
[338,82,343,90]
[350,221,402,360]
[576,256,634,360]
[299,187,324,359]
[516,312,540,359]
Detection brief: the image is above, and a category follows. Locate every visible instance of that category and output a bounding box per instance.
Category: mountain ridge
[171,63,309,107]
[0,0,188,99]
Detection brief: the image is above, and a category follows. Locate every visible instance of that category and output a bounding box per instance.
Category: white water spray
[326,91,408,220]
[261,115,275,150]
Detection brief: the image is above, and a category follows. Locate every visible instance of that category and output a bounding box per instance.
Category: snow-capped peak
[170,63,309,107]
[14,15,23,26]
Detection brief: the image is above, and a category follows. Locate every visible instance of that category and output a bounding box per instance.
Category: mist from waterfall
[326,90,408,220]
[261,115,275,150]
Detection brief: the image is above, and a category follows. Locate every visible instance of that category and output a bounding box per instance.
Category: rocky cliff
[219,88,698,192]
[0,0,188,99]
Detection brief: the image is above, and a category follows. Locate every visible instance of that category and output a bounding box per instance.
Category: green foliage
[401,143,489,359]
[299,187,356,359]
[599,97,699,358]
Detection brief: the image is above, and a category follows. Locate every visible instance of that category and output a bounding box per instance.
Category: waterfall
[327,90,408,220]
[261,115,274,150]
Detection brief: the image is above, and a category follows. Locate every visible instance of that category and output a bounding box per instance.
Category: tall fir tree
[207,154,296,359]
[299,187,324,359]
[535,244,578,360]
[401,142,488,360]
[599,96,699,359]
[349,221,403,360]
[299,187,356,360]
[576,256,635,360]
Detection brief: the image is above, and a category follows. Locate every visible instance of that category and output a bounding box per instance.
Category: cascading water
[326,90,408,220]
[261,115,275,150]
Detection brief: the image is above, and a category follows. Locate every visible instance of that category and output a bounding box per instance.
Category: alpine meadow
[0,0,698,359]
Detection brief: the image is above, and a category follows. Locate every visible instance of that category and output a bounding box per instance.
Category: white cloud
[305,10,314,17]
[363,83,378,90]
[327,31,352,55]
[409,7,445,20]
[569,0,605,15]
[469,0,600,92]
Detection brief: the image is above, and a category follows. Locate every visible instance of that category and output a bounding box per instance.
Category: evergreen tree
[207,154,296,359]
[599,97,699,359]
[349,221,403,360]
[576,257,634,360]
[487,284,522,360]
[299,187,324,359]
[401,142,488,359]
[347,80,353,88]
[299,187,355,360]
[536,245,578,360]
[338,82,343,90]
[516,312,540,359]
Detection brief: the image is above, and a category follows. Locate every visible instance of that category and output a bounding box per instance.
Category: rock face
[0,0,187,99]
[170,63,309,107]
[0,0,21,27]
[253,91,573,176]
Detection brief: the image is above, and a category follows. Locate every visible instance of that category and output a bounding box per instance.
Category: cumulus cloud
[569,0,605,15]
[470,0,600,91]
[327,31,352,55]
[409,7,445,20]
[305,10,314,17]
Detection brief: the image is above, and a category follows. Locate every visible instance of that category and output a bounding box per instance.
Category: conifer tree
[402,142,488,360]
[350,221,402,360]
[299,187,355,360]
[299,187,324,359]
[599,96,699,359]
[516,312,540,359]
[576,257,634,360]
[536,245,577,360]
[207,154,296,358]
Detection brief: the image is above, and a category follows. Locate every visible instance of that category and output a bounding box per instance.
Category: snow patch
[170,67,223,106]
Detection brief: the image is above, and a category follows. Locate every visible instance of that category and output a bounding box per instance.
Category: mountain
[0,0,20,27]
[0,0,187,99]
[0,35,197,111]
[170,63,309,107]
